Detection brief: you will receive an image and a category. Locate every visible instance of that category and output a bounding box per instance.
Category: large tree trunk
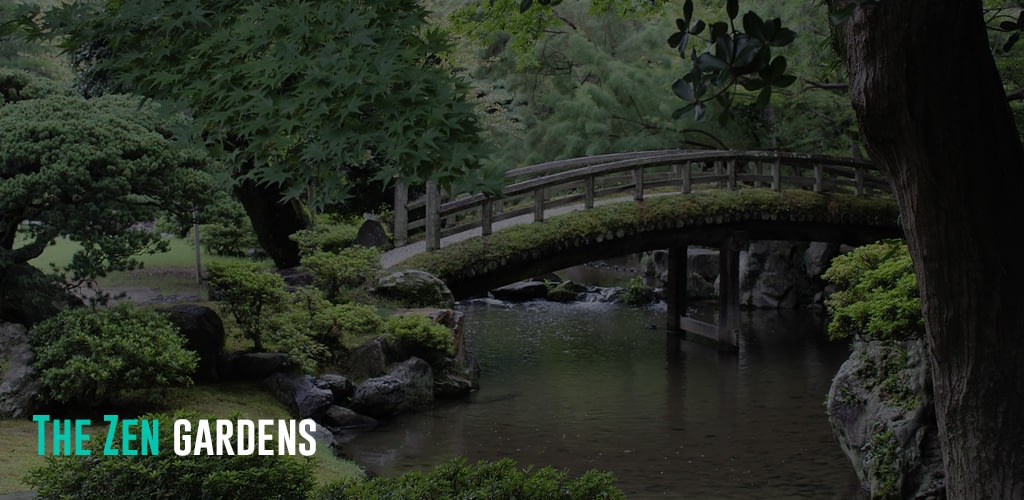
[832,1,1024,497]
[234,178,309,269]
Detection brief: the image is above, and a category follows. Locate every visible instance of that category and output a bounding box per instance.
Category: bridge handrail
[393,149,890,249]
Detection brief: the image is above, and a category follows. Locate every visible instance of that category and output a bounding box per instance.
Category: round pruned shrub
[28,305,198,407]
[313,457,623,499]
[290,215,362,256]
[385,314,455,356]
[25,411,315,499]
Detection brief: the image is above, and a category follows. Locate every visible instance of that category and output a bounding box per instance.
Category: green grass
[0,382,364,495]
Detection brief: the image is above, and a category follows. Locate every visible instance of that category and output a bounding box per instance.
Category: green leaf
[1000,21,1018,31]
[676,18,688,32]
[672,102,696,119]
[742,78,766,91]
[696,52,729,71]
[769,55,787,79]
[693,102,706,121]
[668,31,685,48]
[519,0,533,14]
[726,0,738,21]
[683,0,693,24]
[672,78,695,101]
[756,86,772,107]
[691,19,705,36]
[742,11,764,40]
[1004,32,1020,52]
[774,74,797,87]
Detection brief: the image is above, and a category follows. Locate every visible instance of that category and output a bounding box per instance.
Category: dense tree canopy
[0,69,216,322]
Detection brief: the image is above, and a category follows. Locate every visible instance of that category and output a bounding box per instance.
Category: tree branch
[1006,86,1024,102]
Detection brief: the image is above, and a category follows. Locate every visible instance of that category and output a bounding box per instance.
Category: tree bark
[234,178,309,269]
[831,1,1024,497]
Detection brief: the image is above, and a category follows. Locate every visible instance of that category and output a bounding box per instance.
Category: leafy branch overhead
[667,0,797,123]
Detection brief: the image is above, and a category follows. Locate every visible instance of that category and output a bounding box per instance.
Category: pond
[342,299,864,498]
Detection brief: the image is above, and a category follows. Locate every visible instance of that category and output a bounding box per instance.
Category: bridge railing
[393,150,890,250]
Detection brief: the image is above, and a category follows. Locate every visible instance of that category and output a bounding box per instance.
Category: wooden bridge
[386,149,900,349]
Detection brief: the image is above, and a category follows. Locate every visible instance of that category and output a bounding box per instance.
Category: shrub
[28,305,197,407]
[190,197,259,257]
[314,457,623,499]
[290,215,362,256]
[385,314,455,355]
[822,240,923,341]
[301,246,381,301]
[206,262,287,351]
[621,277,655,306]
[25,411,315,499]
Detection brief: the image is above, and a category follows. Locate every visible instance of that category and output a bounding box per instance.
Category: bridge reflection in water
[385,150,902,348]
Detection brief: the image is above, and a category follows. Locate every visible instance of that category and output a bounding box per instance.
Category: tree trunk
[234,178,309,269]
[831,1,1024,497]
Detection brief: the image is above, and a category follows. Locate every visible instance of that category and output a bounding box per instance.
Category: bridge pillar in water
[666,234,744,350]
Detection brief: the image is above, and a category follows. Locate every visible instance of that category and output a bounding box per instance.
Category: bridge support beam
[665,245,687,333]
[716,233,744,350]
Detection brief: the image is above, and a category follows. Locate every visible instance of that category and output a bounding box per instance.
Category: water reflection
[341,301,863,498]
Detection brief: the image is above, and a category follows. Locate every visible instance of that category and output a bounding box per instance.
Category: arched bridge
[383,149,902,348]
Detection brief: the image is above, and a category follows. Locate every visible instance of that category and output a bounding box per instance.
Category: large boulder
[315,374,356,403]
[374,270,454,308]
[345,337,390,380]
[350,357,434,419]
[740,241,820,308]
[319,405,378,431]
[264,373,334,419]
[827,339,944,499]
[547,280,586,303]
[157,304,226,383]
[0,263,81,327]
[0,323,40,418]
[490,280,548,301]
[220,352,290,380]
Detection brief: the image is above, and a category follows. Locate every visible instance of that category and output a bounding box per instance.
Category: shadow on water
[341,300,866,499]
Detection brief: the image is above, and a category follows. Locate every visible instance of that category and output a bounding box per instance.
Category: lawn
[0,382,364,494]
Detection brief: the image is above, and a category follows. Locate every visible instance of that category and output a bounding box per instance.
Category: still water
[342,300,863,499]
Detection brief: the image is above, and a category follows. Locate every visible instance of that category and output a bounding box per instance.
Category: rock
[546,280,585,303]
[277,267,315,287]
[804,242,840,278]
[156,305,226,383]
[354,219,391,249]
[351,357,434,419]
[221,352,290,380]
[374,270,454,308]
[315,374,355,402]
[740,241,817,309]
[319,405,378,430]
[265,373,334,419]
[827,339,944,499]
[528,273,562,284]
[0,323,40,418]
[0,263,81,327]
[490,281,548,301]
[345,337,389,380]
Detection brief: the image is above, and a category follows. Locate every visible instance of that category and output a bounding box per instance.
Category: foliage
[385,314,455,356]
[0,69,216,309]
[178,196,259,257]
[27,305,197,407]
[622,276,655,305]
[290,216,362,257]
[314,457,623,500]
[865,428,902,500]
[268,289,384,371]
[206,262,287,351]
[667,0,798,123]
[822,240,923,342]
[25,411,315,500]
[301,247,382,302]
[854,342,921,412]
[21,0,492,209]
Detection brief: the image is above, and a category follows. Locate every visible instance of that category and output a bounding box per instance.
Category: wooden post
[481,200,493,236]
[682,164,692,194]
[717,233,742,350]
[425,181,441,251]
[855,167,865,195]
[534,188,545,222]
[584,176,595,209]
[813,164,824,193]
[192,206,201,285]
[666,245,688,333]
[393,182,408,247]
[727,159,737,190]
[633,167,644,201]
[772,160,781,192]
